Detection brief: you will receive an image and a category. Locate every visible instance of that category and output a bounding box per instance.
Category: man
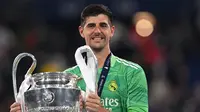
[10,4,148,112]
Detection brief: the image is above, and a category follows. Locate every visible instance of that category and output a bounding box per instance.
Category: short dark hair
[80,4,113,26]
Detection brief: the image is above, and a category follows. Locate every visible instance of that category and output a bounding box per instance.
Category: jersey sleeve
[127,67,148,112]
[63,66,86,91]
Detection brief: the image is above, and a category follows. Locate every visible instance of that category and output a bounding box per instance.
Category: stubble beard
[90,44,105,53]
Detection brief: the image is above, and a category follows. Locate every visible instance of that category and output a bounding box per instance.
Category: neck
[93,47,111,68]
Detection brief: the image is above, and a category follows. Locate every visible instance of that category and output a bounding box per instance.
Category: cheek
[83,30,91,37]
[105,31,112,39]
[82,32,91,42]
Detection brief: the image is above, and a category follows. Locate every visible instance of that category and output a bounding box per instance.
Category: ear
[110,25,115,38]
[79,26,85,38]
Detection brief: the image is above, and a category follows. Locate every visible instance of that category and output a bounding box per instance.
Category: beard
[91,45,104,52]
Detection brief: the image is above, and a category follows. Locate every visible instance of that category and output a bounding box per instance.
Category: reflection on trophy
[12,53,81,112]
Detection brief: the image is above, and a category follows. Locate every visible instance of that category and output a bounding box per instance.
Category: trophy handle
[12,53,37,103]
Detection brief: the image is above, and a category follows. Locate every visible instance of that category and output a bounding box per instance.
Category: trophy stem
[12,53,37,103]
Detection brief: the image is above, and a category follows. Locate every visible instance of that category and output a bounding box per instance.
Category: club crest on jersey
[108,80,118,92]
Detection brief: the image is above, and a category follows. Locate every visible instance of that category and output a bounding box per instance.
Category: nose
[93,27,101,33]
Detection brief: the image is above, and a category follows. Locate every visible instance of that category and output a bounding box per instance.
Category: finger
[85,101,100,109]
[79,94,82,99]
[79,97,83,103]
[80,101,83,106]
[80,101,83,109]
[86,97,101,105]
[86,106,98,112]
[10,102,21,108]
[88,93,100,99]
[80,106,83,112]
[10,106,21,112]
[79,94,84,110]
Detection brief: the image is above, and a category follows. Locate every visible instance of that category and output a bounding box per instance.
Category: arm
[127,67,148,112]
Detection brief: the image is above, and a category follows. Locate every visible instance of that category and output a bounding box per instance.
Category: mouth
[91,36,104,40]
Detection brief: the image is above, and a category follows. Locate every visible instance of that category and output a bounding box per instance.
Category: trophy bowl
[24,72,81,112]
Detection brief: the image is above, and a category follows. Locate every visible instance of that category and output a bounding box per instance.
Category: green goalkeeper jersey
[63,55,148,112]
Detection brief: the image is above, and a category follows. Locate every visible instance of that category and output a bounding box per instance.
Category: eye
[87,23,95,28]
[100,23,108,28]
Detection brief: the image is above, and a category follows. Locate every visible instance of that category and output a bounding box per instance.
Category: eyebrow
[87,23,96,26]
[86,22,109,26]
[100,22,108,25]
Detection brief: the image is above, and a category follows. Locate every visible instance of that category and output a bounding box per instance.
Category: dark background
[0,0,200,111]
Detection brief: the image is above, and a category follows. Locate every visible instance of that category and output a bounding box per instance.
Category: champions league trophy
[12,53,82,112]
[12,45,98,112]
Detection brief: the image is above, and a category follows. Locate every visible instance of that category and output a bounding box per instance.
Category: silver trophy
[12,53,81,112]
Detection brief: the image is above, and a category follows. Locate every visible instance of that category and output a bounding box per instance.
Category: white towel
[16,74,32,112]
[75,45,98,101]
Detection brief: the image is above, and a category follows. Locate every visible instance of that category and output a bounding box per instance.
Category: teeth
[92,37,102,39]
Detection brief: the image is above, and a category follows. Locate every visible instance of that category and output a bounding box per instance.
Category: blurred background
[0,0,200,112]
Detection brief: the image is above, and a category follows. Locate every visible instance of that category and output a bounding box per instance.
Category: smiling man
[10,4,148,112]
[64,4,149,112]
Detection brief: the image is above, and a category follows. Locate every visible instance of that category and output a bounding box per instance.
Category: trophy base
[27,105,80,112]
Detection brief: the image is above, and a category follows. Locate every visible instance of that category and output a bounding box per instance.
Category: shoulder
[63,65,80,74]
[112,56,146,83]
[113,55,143,71]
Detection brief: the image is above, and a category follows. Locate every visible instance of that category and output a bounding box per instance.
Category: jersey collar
[111,54,116,67]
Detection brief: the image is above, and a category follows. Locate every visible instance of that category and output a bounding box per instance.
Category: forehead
[84,14,110,25]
